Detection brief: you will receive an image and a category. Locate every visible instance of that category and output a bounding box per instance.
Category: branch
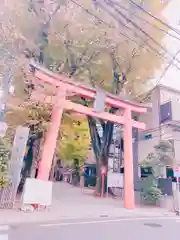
[56,57,68,73]
[86,67,96,87]
[88,116,101,160]
[79,51,100,68]
[63,29,77,76]
[28,0,39,16]
[46,0,65,24]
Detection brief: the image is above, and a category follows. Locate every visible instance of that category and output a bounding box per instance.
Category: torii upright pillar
[37,88,66,180]
[123,108,134,209]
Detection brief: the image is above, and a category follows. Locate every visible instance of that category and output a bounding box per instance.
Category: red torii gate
[30,62,147,210]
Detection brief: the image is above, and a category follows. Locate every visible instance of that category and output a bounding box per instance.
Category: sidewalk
[0,182,175,225]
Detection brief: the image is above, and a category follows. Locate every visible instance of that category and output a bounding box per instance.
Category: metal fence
[0,183,15,209]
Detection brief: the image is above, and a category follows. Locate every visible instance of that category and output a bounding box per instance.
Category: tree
[142,140,174,178]
[140,140,174,204]
[59,117,90,165]
[46,0,167,193]
[2,0,169,193]
[8,101,90,163]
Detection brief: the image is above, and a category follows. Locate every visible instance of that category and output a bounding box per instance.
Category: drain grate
[144,223,162,228]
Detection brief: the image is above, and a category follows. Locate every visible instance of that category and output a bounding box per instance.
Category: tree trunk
[95,161,108,196]
[88,116,115,195]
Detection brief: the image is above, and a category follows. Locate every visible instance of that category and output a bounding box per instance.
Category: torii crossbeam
[30,61,147,210]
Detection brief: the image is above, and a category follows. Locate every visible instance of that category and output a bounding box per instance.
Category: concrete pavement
[0,182,175,225]
[6,216,180,240]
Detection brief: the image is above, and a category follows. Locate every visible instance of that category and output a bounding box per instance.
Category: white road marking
[40,216,180,227]
[0,234,8,240]
[0,226,9,231]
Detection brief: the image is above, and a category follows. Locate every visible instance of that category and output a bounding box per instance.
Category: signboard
[22,178,52,206]
[95,123,123,188]
[107,124,123,188]
[107,173,123,188]
[93,90,106,113]
[0,121,7,137]
[9,126,29,184]
[174,167,180,178]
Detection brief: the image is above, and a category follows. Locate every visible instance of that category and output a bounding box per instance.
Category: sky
[155,0,180,89]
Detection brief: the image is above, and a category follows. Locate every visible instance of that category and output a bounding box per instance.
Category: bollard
[80,167,85,193]
[101,166,106,198]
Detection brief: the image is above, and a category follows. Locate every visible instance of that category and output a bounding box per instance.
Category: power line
[71,0,180,107]
[128,0,180,37]
[146,50,180,101]
[69,0,180,105]
[94,0,166,56]
[109,121,180,142]
[137,48,180,101]
[70,0,180,77]
[139,120,180,135]
[112,1,180,43]
[112,118,180,139]
[70,0,141,46]
[104,0,180,67]
[71,0,173,59]
[157,48,180,84]
[91,0,180,74]
[137,133,180,143]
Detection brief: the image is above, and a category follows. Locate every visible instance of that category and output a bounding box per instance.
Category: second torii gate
[30,62,147,210]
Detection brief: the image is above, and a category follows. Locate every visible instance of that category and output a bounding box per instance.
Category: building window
[160,101,172,124]
[141,167,152,178]
[144,134,152,140]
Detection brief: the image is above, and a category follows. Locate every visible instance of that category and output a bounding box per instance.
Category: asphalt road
[3,217,180,240]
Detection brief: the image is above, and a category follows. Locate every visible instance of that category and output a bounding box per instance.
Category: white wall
[151,87,160,128]
[138,131,159,164]
[138,107,153,130]
[168,127,180,166]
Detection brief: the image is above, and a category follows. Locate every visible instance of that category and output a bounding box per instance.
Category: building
[138,85,180,172]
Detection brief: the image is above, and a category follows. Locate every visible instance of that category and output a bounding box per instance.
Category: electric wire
[157,49,180,85]
[128,0,180,37]
[70,0,180,101]
[111,1,180,43]
[103,0,180,68]
[117,122,180,142]
[70,0,141,46]
[137,134,180,143]
[71,0,180,73]
[94,0,167,57]
[71,0,168,59]
[99,0,180,99]
[137,49,180,101]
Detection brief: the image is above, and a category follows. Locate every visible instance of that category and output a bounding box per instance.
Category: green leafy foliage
[142,176,162,203]
[26,103,52,132]
[59,117,90,165]
[141,140,174,179]
[143,185,162,202]
[0,137,10,188]
[141,140,173,204]
[1,0,169,189]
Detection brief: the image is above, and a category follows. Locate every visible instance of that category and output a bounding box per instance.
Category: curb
[0,210,176,225]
